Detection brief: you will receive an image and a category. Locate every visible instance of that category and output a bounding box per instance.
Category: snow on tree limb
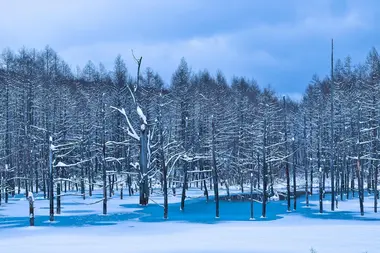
[105,157,125,164]
[54,160,90,168]
[166,152,185,177]
[130,162,139,169]
[127,83,136,104]
[110,106,140,141]
[137,106,147,125]
[105,140,129,146]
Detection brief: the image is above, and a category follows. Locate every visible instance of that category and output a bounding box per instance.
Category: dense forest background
[0,45,380,218]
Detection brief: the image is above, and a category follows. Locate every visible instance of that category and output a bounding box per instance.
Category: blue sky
[1,0,379,100]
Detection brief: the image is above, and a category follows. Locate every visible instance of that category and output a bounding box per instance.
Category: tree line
[0,44,379,220]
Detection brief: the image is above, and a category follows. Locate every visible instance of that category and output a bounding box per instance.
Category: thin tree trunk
[283,97,291,212]
[250,171,254,220]
[375,163,378,213]
[180,164,188,211]
[139,123,149,206]
[357,107,364,216]
[56,182,61,214]
[262,119,268,218]
[200,159,209,202]
[108,175,112,198]
[49,136,54,222]
[257,153,260,189]
[43,172,46,199]
[102,100,107,215]
[81,166,85,200]
[330,39,335,211]
[159,113,168,219]
[292,138,297,211]
[28,195,34,226]
[88,167,92,197]
[212,117,219,218]
[102,162,107,215]
[318,114,323,214]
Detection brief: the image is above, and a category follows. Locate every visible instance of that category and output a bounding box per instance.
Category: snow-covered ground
[0,188,379,253]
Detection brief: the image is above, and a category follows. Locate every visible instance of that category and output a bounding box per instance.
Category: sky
[0,0,379,100]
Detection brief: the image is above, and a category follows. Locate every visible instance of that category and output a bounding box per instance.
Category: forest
[0,42,379,221]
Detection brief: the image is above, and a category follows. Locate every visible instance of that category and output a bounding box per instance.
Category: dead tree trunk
[28,193,34,226]
[139,123,149,206]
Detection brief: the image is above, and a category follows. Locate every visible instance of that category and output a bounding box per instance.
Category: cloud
[0,0,378,95]
[44,1,374,91]
[60,35,279,84]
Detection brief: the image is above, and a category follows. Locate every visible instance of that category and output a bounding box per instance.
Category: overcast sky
[1,0,379,100]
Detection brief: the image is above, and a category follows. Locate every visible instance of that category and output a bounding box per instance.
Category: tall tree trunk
[108,175,112,198]
[262,119,268,218]
[200,159,209,202]
[56,181,61,214]
[304,116,309,207]
[375,162,378,213]
[180,116,188,211]
[180,163,188,211]
[330,38,335,211]
[139,122,149,206]
[318,114,323,214]
[88,166,92,197]
[81,166,85,200]
[351,166,355,198]
[102,161,107,215]
[357,106,364,216]
[163,155,168,219]
[257,153,260,189]
[309,115,314,196]
[102,100,107,215]
[372,95,378,212]
[250,171,254,220]
[292,138,297,211]
[212,117,219,218]
[283,97,291,212]
[49,136,54,222]
[43,172,46,199]
[35,168,38,194]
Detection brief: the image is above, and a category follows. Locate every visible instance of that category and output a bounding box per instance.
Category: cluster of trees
[0,44,379,220]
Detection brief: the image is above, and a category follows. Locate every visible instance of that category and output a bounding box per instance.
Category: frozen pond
[0,190,378,229]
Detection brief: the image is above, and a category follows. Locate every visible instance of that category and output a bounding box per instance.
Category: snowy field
[0,189,379,253]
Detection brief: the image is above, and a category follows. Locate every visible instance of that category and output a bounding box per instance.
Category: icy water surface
[0,191,379,229]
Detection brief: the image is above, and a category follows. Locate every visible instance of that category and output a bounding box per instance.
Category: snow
[1,189,380,252]
[27,192,34,202]
[0,221,378,253]
[55,161,68,167]
[110,106,140,141]
[137,106,147,125]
